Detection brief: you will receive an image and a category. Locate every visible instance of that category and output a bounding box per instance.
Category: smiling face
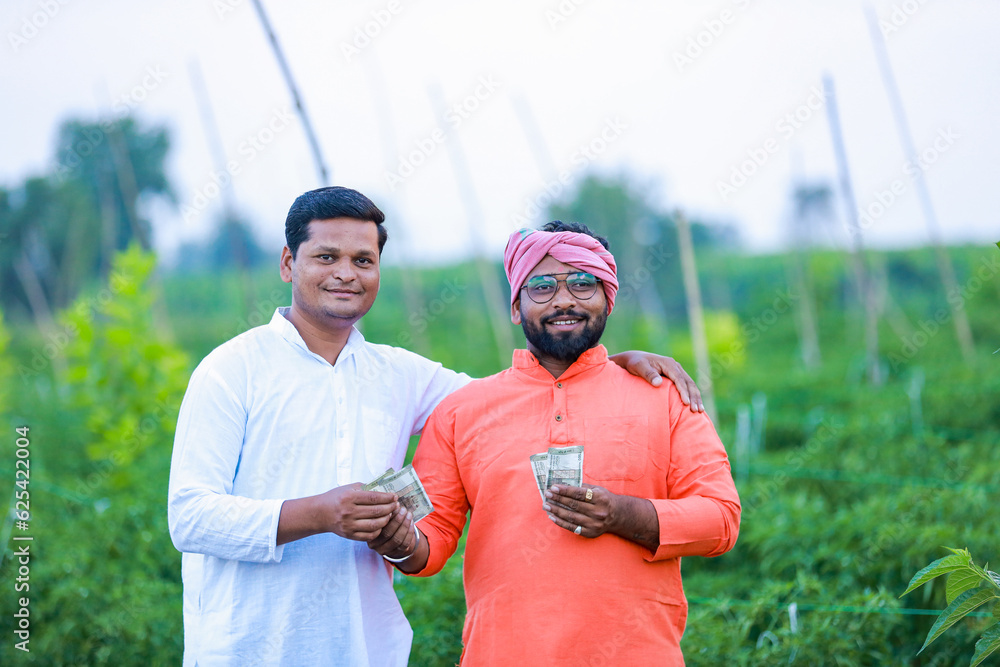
[512,255,608,365]
[279,217,380,330]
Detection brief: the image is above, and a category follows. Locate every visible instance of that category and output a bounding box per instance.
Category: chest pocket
[583,415,649,482]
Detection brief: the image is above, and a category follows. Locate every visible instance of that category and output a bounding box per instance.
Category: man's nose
[330,258,357,282]
[550,281,578,308]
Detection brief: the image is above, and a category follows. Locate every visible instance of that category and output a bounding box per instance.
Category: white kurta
[168,308,470,666]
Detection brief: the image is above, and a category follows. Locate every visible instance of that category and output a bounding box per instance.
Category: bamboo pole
[863,3,975,364]
[188,59,256,320]
[788,156,823,370]
[427,82,513,371]
[363,52,431,355]
[250,0,330,186]
[822,74,883,385]
[675,210,717,421]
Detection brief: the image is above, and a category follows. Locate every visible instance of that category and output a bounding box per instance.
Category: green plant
[901,548,1000,666]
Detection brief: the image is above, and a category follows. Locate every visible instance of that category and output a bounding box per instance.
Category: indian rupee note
[529,453,550,500]
[375,465,435,522]
[545,445,583,490]
[363,467,395,491]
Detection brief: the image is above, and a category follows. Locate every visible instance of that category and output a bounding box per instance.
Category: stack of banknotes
[364,465,435,522]
[529,445,584,500]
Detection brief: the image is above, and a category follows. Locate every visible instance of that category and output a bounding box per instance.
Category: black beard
[521,308,608,363]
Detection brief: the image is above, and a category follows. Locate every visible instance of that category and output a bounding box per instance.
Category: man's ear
[511,297,522,325]
[279,246,294,284]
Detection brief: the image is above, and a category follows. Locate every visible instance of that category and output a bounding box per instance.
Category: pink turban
[503,228,619,314]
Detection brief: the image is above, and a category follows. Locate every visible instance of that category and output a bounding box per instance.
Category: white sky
[1,0,998,267]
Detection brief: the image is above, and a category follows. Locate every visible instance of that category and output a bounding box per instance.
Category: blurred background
[1,0,998,664]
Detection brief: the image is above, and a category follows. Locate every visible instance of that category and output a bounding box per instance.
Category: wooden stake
[675,210,717,421]
[864,3,975,364]
[428,83,513,371]
[822,74,883,385]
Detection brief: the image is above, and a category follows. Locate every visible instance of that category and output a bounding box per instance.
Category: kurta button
[556,382,563,388]
[555,414,563,422]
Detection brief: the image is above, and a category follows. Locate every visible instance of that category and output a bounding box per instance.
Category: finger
[672,370,692,405]
[354,489,399,505]
[634,358,664,388]
[380,513,414,554]
[546,511,588,537]
[682,376,704,412]
[546,484,594,503]
[368,508,406,548]
[351,500,399,520]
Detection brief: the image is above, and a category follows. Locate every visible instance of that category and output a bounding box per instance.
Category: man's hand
[544,483,616,538]
[367,506,417,558]
[608,351,704,412]
[277,483,399,545]
[543,484,660,553]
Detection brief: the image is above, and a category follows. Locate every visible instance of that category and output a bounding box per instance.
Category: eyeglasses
[520,272,602,304]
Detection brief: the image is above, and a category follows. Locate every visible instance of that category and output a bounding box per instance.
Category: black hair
[284,186,387,257]
[540,220,610,251]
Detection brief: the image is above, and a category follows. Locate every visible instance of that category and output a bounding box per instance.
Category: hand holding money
[364,465,435,523]
[367,504,419,558]
[528,445,583,500]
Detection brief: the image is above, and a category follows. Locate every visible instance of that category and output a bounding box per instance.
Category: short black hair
[285,186,387,258]
[540,220,610,251]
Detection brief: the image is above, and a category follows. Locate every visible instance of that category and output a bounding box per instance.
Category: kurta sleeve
[408,402,470,577]
[167,357,286,563]
[645,389,741,562]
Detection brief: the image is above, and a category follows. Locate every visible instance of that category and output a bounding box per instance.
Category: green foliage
[0,245,187,664]
[62,245,189,471]
[901,547,1000,664]
[396,547,467,664]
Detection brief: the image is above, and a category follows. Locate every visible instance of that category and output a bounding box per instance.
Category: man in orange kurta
[377,222,741,665]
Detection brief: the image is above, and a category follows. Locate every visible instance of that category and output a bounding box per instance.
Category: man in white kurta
[169,308,467,666]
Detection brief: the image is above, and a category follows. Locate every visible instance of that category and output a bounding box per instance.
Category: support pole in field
[675,210,717,421]
[188,59,256,320]
[788,154,824,370]
[363,52,431,355]
[428,83,513,371]
[864,4,975,364]
[822,74,883,385]
[250,0,330,186]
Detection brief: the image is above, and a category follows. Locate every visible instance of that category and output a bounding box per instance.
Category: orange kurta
[411,345,741,666]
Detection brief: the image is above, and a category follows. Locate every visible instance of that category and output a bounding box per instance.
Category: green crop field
[1,242,997,665]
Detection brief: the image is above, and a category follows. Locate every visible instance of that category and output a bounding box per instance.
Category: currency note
[363,467,395,491]
[368,465,435,522]
[529,453,550,500]
[545,445,583,490]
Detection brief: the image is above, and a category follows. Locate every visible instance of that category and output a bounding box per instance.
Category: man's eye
[533,283,554,292]
[356,258,372,265]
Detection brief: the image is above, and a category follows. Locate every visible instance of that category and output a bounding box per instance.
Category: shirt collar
[269,307,365,366]
[511,344,609,382]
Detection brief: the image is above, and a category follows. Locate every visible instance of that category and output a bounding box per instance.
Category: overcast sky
[2,0,997,267]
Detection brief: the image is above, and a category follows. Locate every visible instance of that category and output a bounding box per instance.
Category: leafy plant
[901,548,1000,666]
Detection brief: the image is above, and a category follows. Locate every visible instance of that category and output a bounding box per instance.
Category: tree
[0,116,174,320]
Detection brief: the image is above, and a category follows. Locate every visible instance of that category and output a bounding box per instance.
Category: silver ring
[573,525,582,535]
